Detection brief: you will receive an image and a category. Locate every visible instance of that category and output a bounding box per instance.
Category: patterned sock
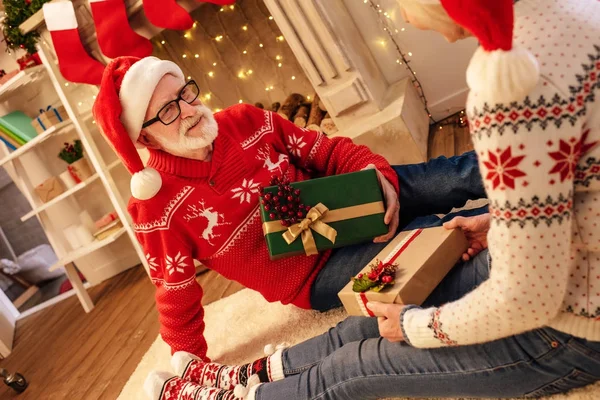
[172,349,285,390]
[144,371,240,400]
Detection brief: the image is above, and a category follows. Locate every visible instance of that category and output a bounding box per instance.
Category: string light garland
[365,0,436,123]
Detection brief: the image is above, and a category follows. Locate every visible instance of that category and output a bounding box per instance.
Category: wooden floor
[0,116,469,399]
[0,267,243,400]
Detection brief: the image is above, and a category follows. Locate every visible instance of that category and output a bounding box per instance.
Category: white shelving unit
[0,24,148,316]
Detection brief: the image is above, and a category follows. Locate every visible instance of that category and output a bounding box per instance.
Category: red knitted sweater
[128,104,399,359]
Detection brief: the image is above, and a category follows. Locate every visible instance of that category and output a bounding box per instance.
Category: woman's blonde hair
[396,0,466,40]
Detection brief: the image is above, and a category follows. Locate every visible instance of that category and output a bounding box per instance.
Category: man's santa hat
[93,56,184,200]
[416,0,539,104]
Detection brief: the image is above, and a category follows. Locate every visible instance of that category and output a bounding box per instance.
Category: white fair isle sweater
[403,0,600,347]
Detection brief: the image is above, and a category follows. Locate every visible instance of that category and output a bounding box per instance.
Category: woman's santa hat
[92,56,184,200]
[416,0,539,104]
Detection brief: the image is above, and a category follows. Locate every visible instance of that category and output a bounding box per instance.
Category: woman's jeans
[257,250,600,399]
[311,151,488,311]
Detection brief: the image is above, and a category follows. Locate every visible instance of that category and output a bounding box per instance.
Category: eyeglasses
[142,80,200,129]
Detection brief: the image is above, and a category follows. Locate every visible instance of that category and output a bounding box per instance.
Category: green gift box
[259,169,388,260]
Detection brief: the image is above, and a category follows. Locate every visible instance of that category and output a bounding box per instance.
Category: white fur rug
[119,289,600,400]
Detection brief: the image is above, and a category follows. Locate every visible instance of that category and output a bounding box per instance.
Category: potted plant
[58,140,93,184]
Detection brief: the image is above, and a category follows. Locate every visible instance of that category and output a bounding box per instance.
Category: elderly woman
[145,0,600,398]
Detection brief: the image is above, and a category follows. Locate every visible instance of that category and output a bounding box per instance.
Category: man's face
[140,74,218,160]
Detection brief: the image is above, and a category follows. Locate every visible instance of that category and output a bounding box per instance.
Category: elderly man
[93,56,485,362]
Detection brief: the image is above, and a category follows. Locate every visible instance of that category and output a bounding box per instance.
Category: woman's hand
[443,213,490,261]
[366,302,405,342]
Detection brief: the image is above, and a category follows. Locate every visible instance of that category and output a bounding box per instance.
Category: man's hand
[443,213,490,261]
[362,164,399,243]
[366,302,405,342]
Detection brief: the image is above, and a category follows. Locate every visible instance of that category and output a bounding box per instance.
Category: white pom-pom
[171,351,198,376]
[466,46,540,105]
[130,167,162,200]
[234,375,261,398]
[143,370,173,400]
[263,344,275,356]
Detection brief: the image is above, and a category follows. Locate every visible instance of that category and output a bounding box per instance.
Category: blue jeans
[257,251,600,399]
[311,151,487,311]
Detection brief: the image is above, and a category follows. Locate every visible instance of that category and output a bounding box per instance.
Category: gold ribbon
[262,201,385,256]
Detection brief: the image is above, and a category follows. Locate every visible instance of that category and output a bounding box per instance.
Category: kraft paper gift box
[31,105,68,134]
[259,169,388,260]
[338,226,469,317]
[34,176,65,203]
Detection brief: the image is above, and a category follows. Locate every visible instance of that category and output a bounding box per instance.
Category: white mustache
[179,113,203,136]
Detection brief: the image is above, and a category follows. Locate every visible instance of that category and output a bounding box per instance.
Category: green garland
[2,0,52,54]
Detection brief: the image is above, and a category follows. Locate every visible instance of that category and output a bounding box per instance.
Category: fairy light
[277,35,284,41]
[161,40,165,44]
[238,71,246,78]
[239,99,243,103]
[208,71,214,77]
[92,95,96,99]
[269,16,274,20]
[259,43,264,47]
[220,7,224,11]
[187,76,191,80]
[213,62,217,66]
[307,95,311,100]
[204,93,211,100]
[195,54,199,58]
[229,4,234,9]
[215,35,223,42]
[184,33,191,38]
[365,0,435,123]
[291,76,296,80]
[215,108,222,112]
[242,25,248,31]
[243,50,248,54]
[247,69,253,75]
[78,102,82,106]
[270,85,274,90]
[275,55,282,60]
[278,63,282,67]
[193,22,198,28]
[265,87,270,91]
[182,54,187,58]
[64,83,69,87]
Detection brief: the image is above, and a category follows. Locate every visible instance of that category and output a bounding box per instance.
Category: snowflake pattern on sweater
[403,0,600,347]
[128,104,399,359]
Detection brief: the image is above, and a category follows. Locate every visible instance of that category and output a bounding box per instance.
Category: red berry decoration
[297,211,304,218]
[278,191,284,197]
[269,213,276,219]
[281,205,288,213]
[287,210,295,216]
[352,260,397,293]
[287,195,294,202]
[264,193,272,201]
[264,204,271,211]
[294,189,301,196]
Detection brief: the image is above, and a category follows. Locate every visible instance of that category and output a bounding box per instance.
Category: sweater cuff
[402,307,446,348]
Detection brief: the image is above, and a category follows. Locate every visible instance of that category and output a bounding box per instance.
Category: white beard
[155,105,219,156]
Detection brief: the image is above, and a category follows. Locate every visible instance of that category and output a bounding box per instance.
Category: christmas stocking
[42,2,105,85]
[89,0,153,59]
[171,347,285,390]
[142,0,193,31]
[145,371,246,400]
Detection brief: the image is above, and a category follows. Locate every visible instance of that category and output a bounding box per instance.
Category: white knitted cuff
[402,307,445,348]
[267,348,285,381]
[245,383,262,400]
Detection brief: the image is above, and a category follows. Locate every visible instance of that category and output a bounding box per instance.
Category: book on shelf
[93,219,123,241]
[0,111,38,142]
[0,134,17,150]
[0,124,25,146]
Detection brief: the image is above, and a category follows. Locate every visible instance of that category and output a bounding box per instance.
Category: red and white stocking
[142,0,193,31]
[171,347,285,390]
[89,0,153,59]
[42,2,105,85]
[145,371,241,400]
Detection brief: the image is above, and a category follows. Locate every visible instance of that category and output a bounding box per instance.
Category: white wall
[342,0,478,121]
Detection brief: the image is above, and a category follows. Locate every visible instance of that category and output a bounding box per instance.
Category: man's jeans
[256,250,600,399]
[311,151,488,311]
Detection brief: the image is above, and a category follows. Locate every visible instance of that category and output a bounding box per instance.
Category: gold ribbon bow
[282,203,337,256]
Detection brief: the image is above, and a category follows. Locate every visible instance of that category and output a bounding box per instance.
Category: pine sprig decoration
[2,0,52,54]
[58,139,84,164]
[352,260,397,293]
